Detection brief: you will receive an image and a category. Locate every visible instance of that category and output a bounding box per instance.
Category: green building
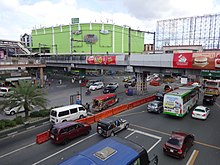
[31,22,144,54]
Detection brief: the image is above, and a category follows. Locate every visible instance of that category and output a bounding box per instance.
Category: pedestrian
[85,102,90,113]
[48,81,51,86]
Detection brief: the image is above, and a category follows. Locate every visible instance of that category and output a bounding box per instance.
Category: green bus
[163,86,199,117]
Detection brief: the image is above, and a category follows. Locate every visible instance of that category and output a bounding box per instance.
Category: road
[0,75,162,119]
[0,76,219,164]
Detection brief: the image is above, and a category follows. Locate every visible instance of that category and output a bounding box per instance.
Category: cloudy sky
[1,0,220,41]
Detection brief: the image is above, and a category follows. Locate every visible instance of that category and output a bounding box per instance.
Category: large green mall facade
[31,23,144,54]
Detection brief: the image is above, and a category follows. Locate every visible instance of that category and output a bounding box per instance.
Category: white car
[4,106,25,115]
[192,106,210,120]
[106,82,119,88]
[89,82,104,91]
[192,82,202,88]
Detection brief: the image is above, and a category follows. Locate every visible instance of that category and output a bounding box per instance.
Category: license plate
[170,149,174,152]
[50,135,54,139]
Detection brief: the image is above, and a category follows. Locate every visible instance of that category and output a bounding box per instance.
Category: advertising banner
[86,56,116,65]
[192,52,216,70]
[173,53,193,68]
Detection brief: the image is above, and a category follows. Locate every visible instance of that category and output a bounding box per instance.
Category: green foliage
[0,121,5,130]
[13,116,24,125]
[30,109,50,117]
[2,119,16,128]
[0,80,48,119]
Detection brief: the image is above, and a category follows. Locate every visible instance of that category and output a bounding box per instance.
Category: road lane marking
[186,150,199,165]
[125,131,136,139]
[195,141,220,150]
[32,133,97,165]
[0,142,36,159]
[0,123,51,141]
[215,102,220,108]
[131,123,170,136]
[126,128,162,153]
[131,123,220,150]
[115,111,146,117]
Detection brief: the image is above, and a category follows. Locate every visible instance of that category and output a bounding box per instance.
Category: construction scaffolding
[156,13,220,50]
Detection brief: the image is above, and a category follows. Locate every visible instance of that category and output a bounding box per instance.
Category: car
[147,100,163,113]
[4,106,25,115]
[124,79,136,88]
[0,87,14,97]
[103,85,117,94]
[155,91,166,101]
[192,106,210,120]
[192,82,202,88]
[89,82,104,91]
[106,82,119,88]
[146,76,151,82]
[122,76,130,82]
[163,131,195,158]
[49,121,91,144]
[203,94,216,105]
[97,116,129,137]
[86,79,102,88]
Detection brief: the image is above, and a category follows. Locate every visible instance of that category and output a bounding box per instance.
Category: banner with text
[86,56,116,65]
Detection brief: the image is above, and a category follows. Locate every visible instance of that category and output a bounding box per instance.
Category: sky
[1,0,220,41]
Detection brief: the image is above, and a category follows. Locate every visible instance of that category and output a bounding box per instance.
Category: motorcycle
[85,90,91,95]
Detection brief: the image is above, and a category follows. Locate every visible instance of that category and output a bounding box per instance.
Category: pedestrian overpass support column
[136,72,147,95]
[40,67,44,88]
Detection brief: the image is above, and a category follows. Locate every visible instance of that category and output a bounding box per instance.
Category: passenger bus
[204,79,220,96]
[59,136,158,165]
[163,86,199,117]
[4,77,32,87]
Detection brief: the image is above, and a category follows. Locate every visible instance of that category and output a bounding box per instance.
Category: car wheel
[125,124,129,129]
[110,132,114,137]
[62,139,69,145]
[79,115,84,119]
[182,150,187,158]
[10,111,15,115]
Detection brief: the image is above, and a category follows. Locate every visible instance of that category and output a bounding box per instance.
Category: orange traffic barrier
[94,112,106,122]
[127,102,134,109]
[76,118,87,123]
[112,104,128,115]
[85,116,95,124]
[36,131,50,144]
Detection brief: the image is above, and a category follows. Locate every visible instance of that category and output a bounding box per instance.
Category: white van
[0,87,13,97]
[50,104,87,124]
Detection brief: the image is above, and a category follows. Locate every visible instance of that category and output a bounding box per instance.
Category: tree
[0,80,48,119]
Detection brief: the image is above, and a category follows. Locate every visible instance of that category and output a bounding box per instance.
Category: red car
[163,131,194,158]
[49,121,91,144]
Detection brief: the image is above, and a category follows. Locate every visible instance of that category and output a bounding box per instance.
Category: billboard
[173,52,220,70]
[173,53,193,68]
[192,52,216,70]
[86,56,116,65]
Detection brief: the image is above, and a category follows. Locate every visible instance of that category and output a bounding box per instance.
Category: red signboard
[173,53,193,68]
[86,56,116,65]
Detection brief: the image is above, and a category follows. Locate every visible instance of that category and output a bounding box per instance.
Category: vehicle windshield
[50,127,58,135]
[167,138,182,147]
[50,110,57,117]
[204,95,213,99]
[194,109,205,113]
[149,103,158,107]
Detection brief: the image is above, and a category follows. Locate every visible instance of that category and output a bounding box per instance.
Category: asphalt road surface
[0,82,220,164]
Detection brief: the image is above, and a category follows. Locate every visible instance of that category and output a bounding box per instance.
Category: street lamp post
[79,79,83,105]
